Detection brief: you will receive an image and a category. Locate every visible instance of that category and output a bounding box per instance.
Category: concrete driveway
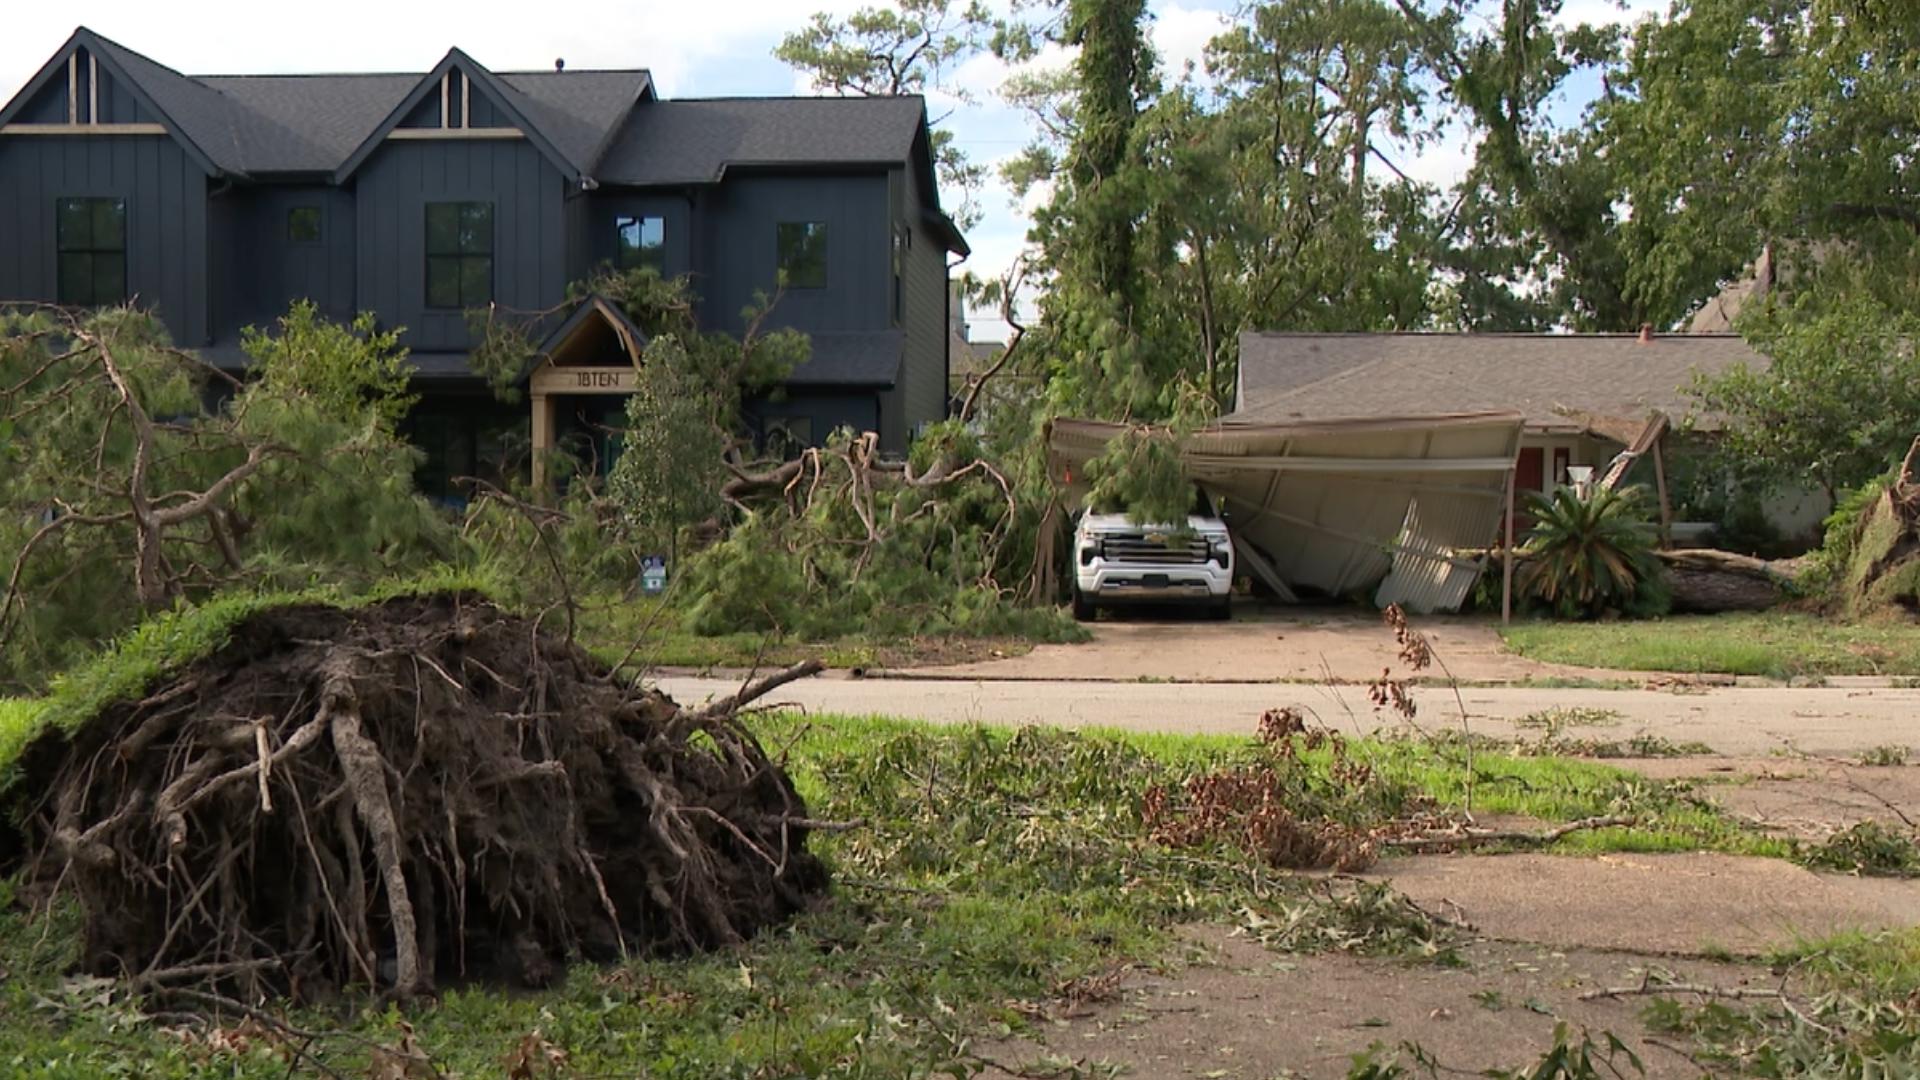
[654,606,1920,756]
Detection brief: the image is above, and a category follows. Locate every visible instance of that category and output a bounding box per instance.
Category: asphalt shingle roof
[595,96,926,185]
[196,74,421,173]
[787,330,904,387]
[31,29,927,188]
[1233,332,1769,434]
[498,71,647,175]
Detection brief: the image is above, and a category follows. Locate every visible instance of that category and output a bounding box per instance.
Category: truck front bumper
[1075,563,1232,602]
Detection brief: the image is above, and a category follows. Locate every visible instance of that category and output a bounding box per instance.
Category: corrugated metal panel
[1376,424,1525,613]
[1048,413,1525,613]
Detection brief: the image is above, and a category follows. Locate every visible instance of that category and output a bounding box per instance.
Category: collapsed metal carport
[1047,412,1528,615]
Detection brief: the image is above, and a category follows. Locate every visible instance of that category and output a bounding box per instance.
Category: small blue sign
[640,555,669,595]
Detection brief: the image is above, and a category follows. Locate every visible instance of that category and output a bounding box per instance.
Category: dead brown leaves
[1142,708,1385,873]
[502,1029,572,1079]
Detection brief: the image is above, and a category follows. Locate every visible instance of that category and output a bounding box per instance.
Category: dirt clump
[3,592,828,1001]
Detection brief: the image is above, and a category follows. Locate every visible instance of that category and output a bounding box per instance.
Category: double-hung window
[425,202,493,308]
[56,197,128,308]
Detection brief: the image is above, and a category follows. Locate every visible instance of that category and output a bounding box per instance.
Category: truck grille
[1099,535,1212,566]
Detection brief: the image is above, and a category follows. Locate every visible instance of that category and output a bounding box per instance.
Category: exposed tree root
[4,592,829,1001]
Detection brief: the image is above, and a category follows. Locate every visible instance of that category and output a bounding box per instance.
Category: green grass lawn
[2,708,1785,1078]
[574,593,1083,673]
[1500,612,1920,679]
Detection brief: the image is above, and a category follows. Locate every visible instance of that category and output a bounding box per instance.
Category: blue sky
[1,0,1664,339]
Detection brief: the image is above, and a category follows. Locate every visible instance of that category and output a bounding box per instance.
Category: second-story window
[55,197,127,308]
[288,207,322,243]
[425,202,493,309]
[776,221,828,289]
[615,215,664,273]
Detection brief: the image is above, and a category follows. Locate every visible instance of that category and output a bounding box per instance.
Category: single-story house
[1232,328,1829,544]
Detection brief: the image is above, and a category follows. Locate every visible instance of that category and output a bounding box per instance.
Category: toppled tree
[1815,437,1920,619]
[0,302,447,691]
[470,269,1075,639]
[2,591,829,1002]
[680,422,1064,641]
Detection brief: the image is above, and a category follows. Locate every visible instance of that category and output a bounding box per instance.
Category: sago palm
[1518,485,1667,618]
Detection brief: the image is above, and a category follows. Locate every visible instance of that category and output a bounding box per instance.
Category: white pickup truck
[1071,489,1234,621]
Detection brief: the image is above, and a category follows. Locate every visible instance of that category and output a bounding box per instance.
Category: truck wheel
[1072,589,1097,622]
[1208,596,1232,621]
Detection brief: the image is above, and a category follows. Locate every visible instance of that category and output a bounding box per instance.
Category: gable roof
[2,28,958,240]
[329,49,638,184]
[0,29,230,175]
[1233,331,1769,436]
[536,294,647,366]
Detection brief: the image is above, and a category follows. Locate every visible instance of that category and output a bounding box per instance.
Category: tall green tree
[605,335,726,564]
[1398,0,1634,329]
[1601,0,1920,315]
[1697,280,1920,504]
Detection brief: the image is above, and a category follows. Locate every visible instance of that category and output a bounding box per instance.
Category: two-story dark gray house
[0,28,968,493]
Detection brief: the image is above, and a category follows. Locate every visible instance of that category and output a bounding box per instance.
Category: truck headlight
[1210,538,1231,565]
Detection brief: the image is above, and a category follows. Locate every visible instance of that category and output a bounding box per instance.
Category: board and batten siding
[212,186,358,339]
[0,132,209,344]
[697,172,890,338]
[352,139,568,352]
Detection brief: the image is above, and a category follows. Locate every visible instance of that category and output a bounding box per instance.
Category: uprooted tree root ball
[3,592,830,1001]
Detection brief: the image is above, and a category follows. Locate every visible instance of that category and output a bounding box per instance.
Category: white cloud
[1152,3,1230,82]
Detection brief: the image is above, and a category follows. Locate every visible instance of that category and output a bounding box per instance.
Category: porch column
[531,391,556,489]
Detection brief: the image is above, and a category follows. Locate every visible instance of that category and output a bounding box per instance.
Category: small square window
[288,206,322,243]
[615,215,665,273]
[776,221,828,289]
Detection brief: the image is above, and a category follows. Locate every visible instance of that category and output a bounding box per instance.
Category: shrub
[678,515,807,635]
[1518,485,1669,619]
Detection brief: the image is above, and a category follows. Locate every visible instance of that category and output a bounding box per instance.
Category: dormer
[6,44,152,128]
[0,29,228,178]
[333,50,599,189]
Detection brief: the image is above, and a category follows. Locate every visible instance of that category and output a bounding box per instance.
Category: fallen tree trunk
[4,592,829,1002]
[1655,548,1798,614]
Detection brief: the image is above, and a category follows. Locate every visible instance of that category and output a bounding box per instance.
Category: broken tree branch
[692,659,825,720]
[1385,814,1637,851]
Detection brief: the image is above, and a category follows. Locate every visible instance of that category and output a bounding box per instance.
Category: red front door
[1510,447,1544,537]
